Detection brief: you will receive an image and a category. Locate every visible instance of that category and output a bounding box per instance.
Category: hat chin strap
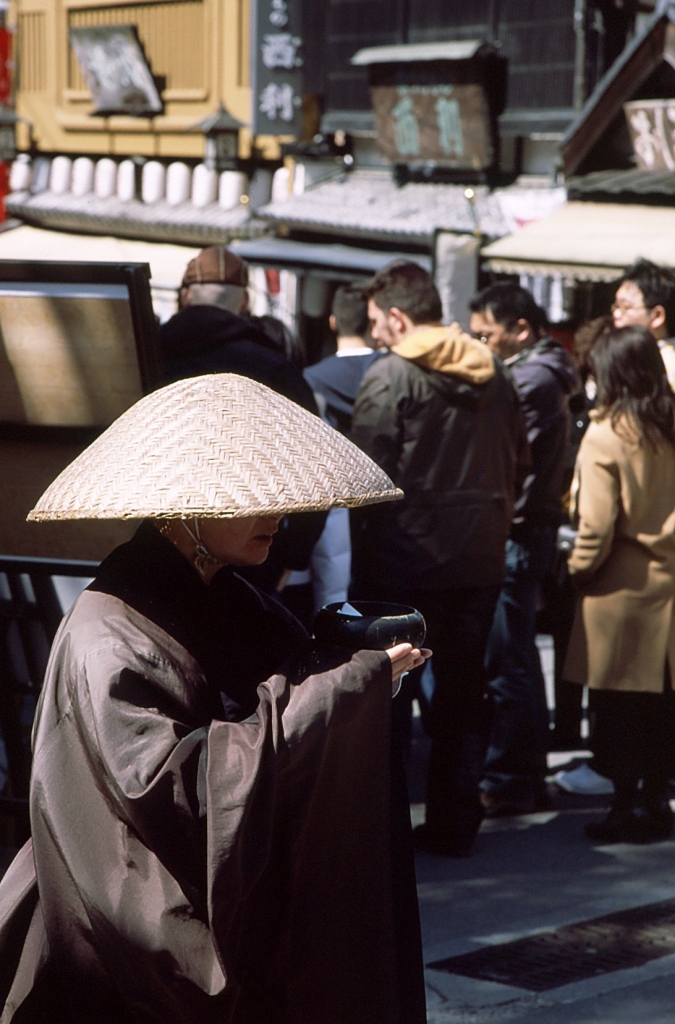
[181,519,224,580]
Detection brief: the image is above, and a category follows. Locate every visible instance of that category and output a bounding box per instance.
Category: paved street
[408,724,675,1023]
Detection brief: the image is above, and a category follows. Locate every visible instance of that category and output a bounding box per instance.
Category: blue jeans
[482,525,555,801]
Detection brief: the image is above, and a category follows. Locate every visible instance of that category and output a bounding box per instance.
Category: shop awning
[229,236,432,277]
[0,224,200,320]
[0,224,198,286]
[481,202,675,282]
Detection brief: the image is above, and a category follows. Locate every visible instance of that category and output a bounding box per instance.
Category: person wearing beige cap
[162,247,305,408]
[179,243,251,313]
[173,242,294,360]
[0,373,430,1024]
[159,245,324,621]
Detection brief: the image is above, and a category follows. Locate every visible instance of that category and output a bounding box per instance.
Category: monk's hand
[386,643,432,683]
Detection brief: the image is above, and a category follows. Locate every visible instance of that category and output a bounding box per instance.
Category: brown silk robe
[0,528,425,1024]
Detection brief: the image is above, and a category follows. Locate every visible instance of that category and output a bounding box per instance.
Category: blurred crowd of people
[154,244,675,857]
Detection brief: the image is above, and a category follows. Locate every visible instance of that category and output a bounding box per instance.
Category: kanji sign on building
[624,99,675,171]
[371,84,494,169]
[251,0,304,137]
[352,41,505,174]
[69,25,163,116]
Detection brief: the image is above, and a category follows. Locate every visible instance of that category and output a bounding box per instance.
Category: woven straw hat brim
[28,373,403,521]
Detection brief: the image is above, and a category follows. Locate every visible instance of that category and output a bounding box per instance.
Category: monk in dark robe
[0,373,429,1024]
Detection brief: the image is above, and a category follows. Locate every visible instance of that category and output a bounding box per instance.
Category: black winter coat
[157,305,326,584]
[350,327,530,594]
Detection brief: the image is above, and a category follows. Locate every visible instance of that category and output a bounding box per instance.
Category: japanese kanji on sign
[251,0,304,136]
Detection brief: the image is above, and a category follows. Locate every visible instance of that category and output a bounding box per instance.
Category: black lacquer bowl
[313,601,426,651]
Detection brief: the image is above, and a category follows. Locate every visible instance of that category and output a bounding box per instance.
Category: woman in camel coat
[564,324,675,844]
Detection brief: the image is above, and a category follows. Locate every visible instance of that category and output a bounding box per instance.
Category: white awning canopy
[0,225,199,289]
[0,225,199,319]
[481,202,675,282]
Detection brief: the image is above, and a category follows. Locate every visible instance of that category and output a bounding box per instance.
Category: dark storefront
[311,0,638,162]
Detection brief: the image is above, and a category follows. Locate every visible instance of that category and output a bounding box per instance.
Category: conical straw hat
[28,373,402,521]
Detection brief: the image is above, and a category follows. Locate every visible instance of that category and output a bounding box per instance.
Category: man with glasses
[612,259,675,389]
[469,283,578,817]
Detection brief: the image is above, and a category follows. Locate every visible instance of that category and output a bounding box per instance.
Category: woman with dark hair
[565,325,675,843]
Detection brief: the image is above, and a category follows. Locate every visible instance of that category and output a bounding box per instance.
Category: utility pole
[487,0,501,43]
[573,0,588,110]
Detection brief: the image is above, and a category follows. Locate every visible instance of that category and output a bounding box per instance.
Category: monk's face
[198,515,283,568]
[156,514,284,583]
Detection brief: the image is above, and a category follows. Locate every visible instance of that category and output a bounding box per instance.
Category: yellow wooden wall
[9,0,272,158]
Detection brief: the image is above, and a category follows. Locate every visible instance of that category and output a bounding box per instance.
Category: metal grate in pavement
[428,898,675,992]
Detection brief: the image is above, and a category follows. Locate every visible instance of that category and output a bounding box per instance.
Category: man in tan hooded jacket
[350,260,529,856]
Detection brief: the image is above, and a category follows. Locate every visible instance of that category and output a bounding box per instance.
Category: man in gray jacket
[350,261,529,856]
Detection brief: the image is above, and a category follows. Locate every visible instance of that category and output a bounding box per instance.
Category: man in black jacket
[350,261,529,856]
[158,246,326,601]
[469,283,579,816]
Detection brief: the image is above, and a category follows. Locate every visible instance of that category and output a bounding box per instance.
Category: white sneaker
[554,763,614,795]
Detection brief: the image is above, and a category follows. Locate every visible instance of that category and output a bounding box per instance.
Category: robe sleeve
[206,647,407,1021]
[60,634,390,911]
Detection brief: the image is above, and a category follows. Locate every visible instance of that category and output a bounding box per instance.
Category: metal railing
[0,555,98,843]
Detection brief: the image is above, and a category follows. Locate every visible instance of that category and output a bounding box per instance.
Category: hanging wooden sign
[624,98,675,171]
[371,83,493,169]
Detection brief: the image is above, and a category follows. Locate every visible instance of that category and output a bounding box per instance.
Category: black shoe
[584,806,658,844]
[412,824,474,858]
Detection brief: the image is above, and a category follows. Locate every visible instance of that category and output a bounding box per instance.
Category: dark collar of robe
[89,520,308,720]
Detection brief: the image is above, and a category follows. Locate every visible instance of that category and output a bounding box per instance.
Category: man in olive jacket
[350,261,529,856]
